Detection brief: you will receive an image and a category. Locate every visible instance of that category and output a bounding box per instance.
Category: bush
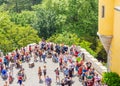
[79,40,97,57]
[102,72,120,86]
[47,32,80,46]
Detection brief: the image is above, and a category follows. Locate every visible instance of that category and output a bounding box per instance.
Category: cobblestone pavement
[0,57,83,86]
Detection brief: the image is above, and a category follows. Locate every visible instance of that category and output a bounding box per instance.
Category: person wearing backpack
[54,67,60,83]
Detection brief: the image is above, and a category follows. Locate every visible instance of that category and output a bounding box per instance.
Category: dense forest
[0,0,107,63]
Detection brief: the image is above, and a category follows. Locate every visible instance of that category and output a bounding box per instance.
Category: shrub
[79,40,97,57]
[102,72,120,86]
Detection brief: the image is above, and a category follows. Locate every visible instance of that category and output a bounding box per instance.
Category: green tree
[10,11,37,26]
[32,5,58,39]
[3,0,42,12]
[66,0,98,36]
[0,13,40,54]
[47,31,80,46]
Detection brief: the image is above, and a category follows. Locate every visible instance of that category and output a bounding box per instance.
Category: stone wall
[78,47,107,75]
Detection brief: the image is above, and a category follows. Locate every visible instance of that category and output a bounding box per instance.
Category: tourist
[43,65,47,79]
[69,67,73,79]
[81,65,87,85]
[67,77,72,86]
[29,45,32,55]
[8,71,13,84]
[94,73,101,86]
[78,65,83,77]
[39,49,42,62]
[21,69,26,82]
[61,79,65,86]
[86,62,92,70]
[45,76,52,86]
[0,63,3,73]
[3,57,7,67]
[64,68,69,77]
[42,50,46,63]
[63,54,68,66]
[52,53,58,63]
[34,50,38,62]
[70,61,75,75]
[38,66,42,82]
[17,75,23,86]
[0,57,2,64]
[86,72,94,86]
[54,67,60,83]
[9,63,13,76]
[59,53,63,71]
[1,68,8,79]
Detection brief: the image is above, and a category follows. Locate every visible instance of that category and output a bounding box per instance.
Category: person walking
[45,76,52,86]
[43,65,47,79]
[42,50,46,63]
[38,66,42,82]
[54,67,60,83]
[17,75,23,86]
[59,53,63,71]
[39,49,42,62]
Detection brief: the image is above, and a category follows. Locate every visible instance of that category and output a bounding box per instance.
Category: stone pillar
[97,32,112,53]
[97,32,112,72]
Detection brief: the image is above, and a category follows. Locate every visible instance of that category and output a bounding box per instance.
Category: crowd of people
[0,39,102,86]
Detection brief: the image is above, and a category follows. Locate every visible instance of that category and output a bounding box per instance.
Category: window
[102,6,105,18]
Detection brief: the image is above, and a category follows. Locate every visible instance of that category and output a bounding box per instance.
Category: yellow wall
[110,9,120,75]
[115,0,120,6]
[99,0,120,75]
[98,0,114,36]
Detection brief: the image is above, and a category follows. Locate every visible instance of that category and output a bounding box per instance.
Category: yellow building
[98,0,120,75]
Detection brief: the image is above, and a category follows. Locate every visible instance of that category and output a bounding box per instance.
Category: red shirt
[29,46,31,51]
[78,66,82,75]
[59,58,62,63]
[0,58,2,62]
[18,76,22,80]
[74,51,79,57]
[6,55,10,61]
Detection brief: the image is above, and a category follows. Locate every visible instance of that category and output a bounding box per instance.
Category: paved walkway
[0,57,83,86]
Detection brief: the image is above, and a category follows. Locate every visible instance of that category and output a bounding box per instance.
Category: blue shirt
[64,69,69,75]
[45,77,52,85]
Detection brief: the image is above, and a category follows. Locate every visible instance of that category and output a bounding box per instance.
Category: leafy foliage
[102,72,120,86]
[5,0,42,12]
[80,40,97,57]
[0,13,40,53]
[47,32,80,46]
[10,11,37,26]
[32,6,58,39]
